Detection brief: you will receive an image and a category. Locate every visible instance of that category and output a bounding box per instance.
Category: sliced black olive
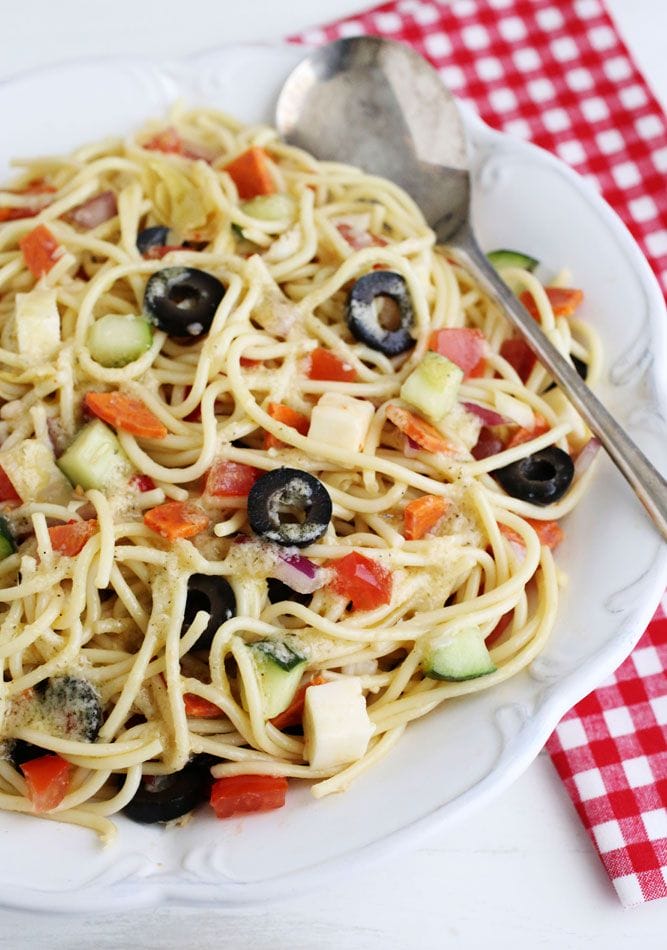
[346,271,415,356]
[35,676,103,742]
[8,740,49,768]
[493,446,574,506]
[545,355,588,392]
[123,762,212,824]
[267,577,313,607]
[248,468,332,548]
[183,573,236,650]
[136,225,171,257]
[144,266,225,337]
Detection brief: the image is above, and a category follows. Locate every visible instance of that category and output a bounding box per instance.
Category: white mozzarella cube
[15,288,61,362]
[308,393,374,453]
[303,677,375,771]
[0,439,71,505]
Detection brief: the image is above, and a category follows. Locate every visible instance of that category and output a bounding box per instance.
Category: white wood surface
[1,2,666,946]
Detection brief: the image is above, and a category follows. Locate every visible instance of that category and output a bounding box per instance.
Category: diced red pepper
[269,676,326,731]
[499,519,563,550]
[184,693,222,718]
[386,404,456,455]
[264,403,310,450]
[210,774,288,819]
[224,147,276,200]
[19,224,61,278]
[505,413,549,449]
[20,755,71,813]
[404,495,448,541]
[520,287,584,320]
[48,519,98,556]
[0,180,55,222]
[428,328,486,378]
[0,466,21,504]
[328,551,392,611]
[307,347,357,383]
[500,337,535,383]
[144,501,209,540]
[205,460,260,497]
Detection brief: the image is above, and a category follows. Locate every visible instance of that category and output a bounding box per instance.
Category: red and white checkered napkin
[290,0,667,906]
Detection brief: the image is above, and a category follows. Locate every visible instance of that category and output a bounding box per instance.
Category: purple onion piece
[574,437,601,476]
[462,401,509,426]
[273,551,324,595]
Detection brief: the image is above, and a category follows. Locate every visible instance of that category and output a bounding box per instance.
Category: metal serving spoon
[276,35,667,541]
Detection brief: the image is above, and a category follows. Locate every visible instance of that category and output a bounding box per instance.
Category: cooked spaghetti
[0,106,600,840]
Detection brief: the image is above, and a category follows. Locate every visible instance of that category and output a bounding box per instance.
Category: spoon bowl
[276,36,667,540]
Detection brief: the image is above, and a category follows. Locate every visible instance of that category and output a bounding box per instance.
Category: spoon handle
[453,234,667,542]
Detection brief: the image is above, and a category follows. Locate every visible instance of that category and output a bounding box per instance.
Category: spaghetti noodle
[0,106,600,840]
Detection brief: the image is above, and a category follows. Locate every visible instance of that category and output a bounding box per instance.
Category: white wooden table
[0,2,665,946]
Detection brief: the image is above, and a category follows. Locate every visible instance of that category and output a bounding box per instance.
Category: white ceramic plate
[1,43,666,913]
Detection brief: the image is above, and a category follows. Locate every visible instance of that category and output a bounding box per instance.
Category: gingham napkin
[291,0,667,907]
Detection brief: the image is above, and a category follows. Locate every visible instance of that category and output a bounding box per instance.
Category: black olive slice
[544,355,588,393]
[346,271,415,356]
[248,468,332,548]
[123,763,212,824]
[144,267,225,337]
[267,577,313,607]
[183,574,236,650]
[136,225,171,257]
[35,676,103,742]
[8,740,50,768]
[493,446,574,506]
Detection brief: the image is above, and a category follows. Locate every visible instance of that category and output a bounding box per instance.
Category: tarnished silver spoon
[276,35,667,540]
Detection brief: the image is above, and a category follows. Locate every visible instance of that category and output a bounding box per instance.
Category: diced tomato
[307,347,357,383]
[486,611,513,647]
[0,466,21,504]
[428,328,486,378]
[328,551,392,611]
[144,127,183,154]
[20,755,71,813]
[210,774,288,820]
[131,474,156,493]
[500,337,535,382]
[224,147,276,200]
[144,501,209,541]
[269,676,326,731]
[520,287,584,320]
[19,224,61,278]
[505,413,549,449]
[48,519,98,556]
[386,404,456,455]
[184,693,222,718]
[336,222,388,250]
[472,427,504,461]
[205,460,260,497]
[404,495,448,541]
[264,403,310,450]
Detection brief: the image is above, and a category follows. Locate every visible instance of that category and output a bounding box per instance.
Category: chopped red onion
[472,427,505,461]
[274,551,325,595]
[462,401,509,426]
[574,437,601,476]
[403,435,421,459]
[67,190,117,229]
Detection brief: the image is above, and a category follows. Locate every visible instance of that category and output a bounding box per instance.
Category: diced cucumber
[422,626,496,681]
[487,249,539,273]
[57,420,133,492]
[240,194,295,221]
[248,639,307,719]
[0,438,72,505]
[400,351,463,421]
[87,313,153,367]
[0,516,16,561]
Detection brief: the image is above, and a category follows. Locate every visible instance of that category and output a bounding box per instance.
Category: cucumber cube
[248,639,307,719]
[87,313,153,368]
[400,351,463,421]
[423,626,496,681]
[58,420,133,492]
